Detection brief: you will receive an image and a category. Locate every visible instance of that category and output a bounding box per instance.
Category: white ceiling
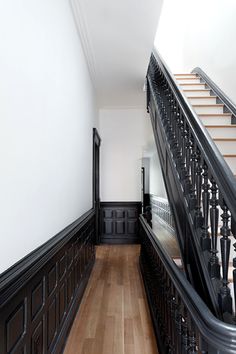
[71,0,163,108]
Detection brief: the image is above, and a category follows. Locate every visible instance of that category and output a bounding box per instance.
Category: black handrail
[192,67,236,119]
[146,50,236,321]
[140,215,236,353]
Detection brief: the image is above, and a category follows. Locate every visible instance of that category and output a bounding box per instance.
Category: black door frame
[93,128,101,244]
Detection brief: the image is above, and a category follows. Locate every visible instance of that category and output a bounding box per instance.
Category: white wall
[99,108,149,201]
[0,0,97,273]
[155,0,236,103]
[149,152,167,198]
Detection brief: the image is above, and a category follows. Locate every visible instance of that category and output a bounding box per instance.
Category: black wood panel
[0,209,95,354]
[100,202,141,244]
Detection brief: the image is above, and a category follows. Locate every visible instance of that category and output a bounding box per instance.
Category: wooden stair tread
[188,96,217,99]
[183,89,210,92]
[192,104,224,107]
[176,77,200,80]
[205,125,235,128]
[180,83,205,86]
[213,138,236,141]
[223,154,236,157]
[174,73,197,76]
[198,113,231,116]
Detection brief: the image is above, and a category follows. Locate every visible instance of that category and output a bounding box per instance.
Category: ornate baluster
[201,163,211,251]
[166,92,173,142]
[188,136,197,210]
[171,99,178,153]
[184,125,192,196]
[165,88,171,134]
[188,319,197,354]
[208,178,220,278]
[176,109,184,174]
[194,148,203,228]
[163,271,171,351]
[181,307,189,354]
[234,250,236,324]
[218,199,233,317]
[231,217,236,323]
[190,140,197,190]
[180,115,187,181]
[166,277,174,354]
[176,296,183,354]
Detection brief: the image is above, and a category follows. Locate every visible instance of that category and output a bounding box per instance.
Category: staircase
[175,73,236,305]
[175,73,236,175]
[139,50,236,353]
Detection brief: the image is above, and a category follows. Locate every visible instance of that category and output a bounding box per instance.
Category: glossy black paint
[0,209,95,354]
[100,202,141,244]
[93,128,101,245]
[139,215,236,354]
[146,51,236,321]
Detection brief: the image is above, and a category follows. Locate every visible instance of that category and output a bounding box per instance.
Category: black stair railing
[146,51,236,322]
[139,215,236,354]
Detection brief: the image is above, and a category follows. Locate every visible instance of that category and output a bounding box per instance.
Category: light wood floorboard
[152,220,181,258]
[63,245,158,354]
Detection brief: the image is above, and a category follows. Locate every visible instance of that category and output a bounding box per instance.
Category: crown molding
[70,0,97,88]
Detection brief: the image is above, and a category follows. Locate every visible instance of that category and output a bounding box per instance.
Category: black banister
[140,215,236,353]
[146,50,236,322]
[151,51,236,220]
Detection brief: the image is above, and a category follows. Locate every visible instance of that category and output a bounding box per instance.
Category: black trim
[139,215,236,354]
[152,51,236,217]
[0,209,95,353]
[147,51,236,319]
[93,128,101,245]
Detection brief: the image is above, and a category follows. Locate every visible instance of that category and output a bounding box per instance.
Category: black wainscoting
[100,202,141,244]
[0,209,95,354]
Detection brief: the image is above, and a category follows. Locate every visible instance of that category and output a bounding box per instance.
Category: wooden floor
[152,219,181,258]
[64,245,158,354]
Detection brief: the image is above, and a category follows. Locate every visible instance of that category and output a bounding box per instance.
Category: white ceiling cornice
[70,0,97,87]
[69,0,163,108]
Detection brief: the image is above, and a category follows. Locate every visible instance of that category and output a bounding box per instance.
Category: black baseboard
[100,201,142,244]
[0,209,96,354]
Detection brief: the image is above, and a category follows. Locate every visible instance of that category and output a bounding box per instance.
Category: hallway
[64,245,158,354]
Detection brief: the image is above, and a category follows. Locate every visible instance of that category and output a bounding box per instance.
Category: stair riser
[180,84,206,90]
[184,90,211,97]
[224,157,236,174]
[194,106,224,114]
[214,140,236,154]
[199,116,232,125]
[175,75,198,79]
[206,127,236,138]
[188,97,217,105]
[176,79,201,84]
